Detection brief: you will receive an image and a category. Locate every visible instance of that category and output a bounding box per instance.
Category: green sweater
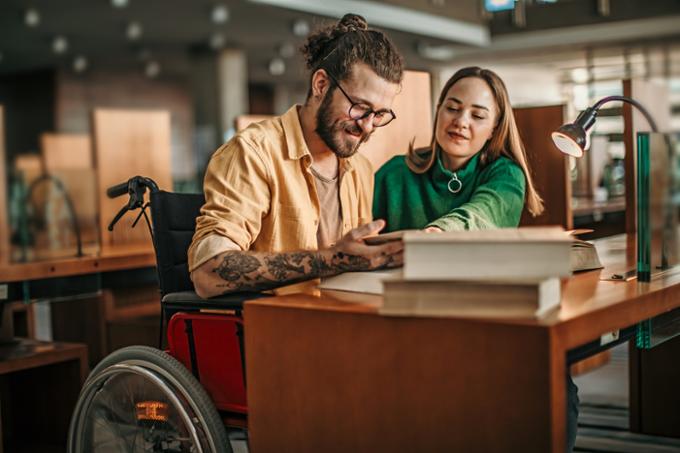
[373,152,526,232]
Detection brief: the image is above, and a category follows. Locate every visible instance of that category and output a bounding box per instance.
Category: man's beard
[315,89,370,158]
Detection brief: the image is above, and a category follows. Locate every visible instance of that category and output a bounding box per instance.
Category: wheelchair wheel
[68,345,231,453]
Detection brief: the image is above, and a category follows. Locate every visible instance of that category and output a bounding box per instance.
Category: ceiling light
[126,22,143,41]
[73,56,88,73]
[268,57,285,76]
[25,8,41,27]
[111,0,129,8]
[52,36,69,54]
[251,0,489,45]
[210,32,225,50]
[278,42,295,58]
[145,61,160,78]
[291,19,310,37]
[416,41,457,61]
[211,4,229,24]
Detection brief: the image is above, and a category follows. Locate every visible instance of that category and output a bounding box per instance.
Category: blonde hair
[407,66,544,217]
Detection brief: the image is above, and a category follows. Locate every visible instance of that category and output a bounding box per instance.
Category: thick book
[380,277,561,318]
[403,227,572,281]
[571,238,603,272]
[318,269,402,295]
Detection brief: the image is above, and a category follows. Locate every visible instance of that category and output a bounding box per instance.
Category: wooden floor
[29,342,679,453]
[574,343,680,452]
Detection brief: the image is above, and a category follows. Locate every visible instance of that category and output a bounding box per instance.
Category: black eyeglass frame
[324,71,396,128]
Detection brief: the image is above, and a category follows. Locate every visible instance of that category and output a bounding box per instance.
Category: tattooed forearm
[210,249,374,294]
[214,253,261,282]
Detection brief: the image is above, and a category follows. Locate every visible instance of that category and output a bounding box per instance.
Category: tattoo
[264,254,306,280]
[331,251,371,272]
[214,252,261,282]
[210,249,376,295]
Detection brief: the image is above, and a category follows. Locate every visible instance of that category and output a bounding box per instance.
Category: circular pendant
[447,174,462,194]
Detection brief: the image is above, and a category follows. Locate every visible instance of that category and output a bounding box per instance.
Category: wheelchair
[68,176,262,453]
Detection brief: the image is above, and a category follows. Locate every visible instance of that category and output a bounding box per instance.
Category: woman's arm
[427,162,526,231]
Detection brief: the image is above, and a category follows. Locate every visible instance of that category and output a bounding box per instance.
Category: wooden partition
[234,71,433,173]
[93,109,172,248]
[622,79,672,233]
[623,79,676,437]
[360,70,433,170]
[41,133,92,170]
[40,133,98,248]
[0,106,8,260]
[515,104,572,229]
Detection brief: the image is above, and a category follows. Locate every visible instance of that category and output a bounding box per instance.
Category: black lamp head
[551,107,598,158]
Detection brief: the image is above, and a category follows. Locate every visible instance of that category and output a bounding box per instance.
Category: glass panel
[637,132,680,349]
[10,166,99,262]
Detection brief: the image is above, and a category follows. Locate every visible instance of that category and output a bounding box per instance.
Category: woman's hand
[423,226,442,233]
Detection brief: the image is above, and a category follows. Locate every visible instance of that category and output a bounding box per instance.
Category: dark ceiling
[2,0,680,83]
[0,0,480,82]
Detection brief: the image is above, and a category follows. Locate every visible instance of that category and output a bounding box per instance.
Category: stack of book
[320,227,575,319]
[378,227,573,318]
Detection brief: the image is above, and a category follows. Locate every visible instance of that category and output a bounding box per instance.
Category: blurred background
[2,2,680,451]
[1,0,680,257]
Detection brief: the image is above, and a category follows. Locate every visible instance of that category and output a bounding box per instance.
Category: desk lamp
[552,95,667,283]
[551,95,658,157]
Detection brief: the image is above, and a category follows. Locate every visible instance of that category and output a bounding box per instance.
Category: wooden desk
[0,243,156,283]
[244,234,680,452]
[0,339,88,452]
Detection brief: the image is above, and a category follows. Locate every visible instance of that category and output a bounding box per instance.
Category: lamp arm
[592,95,659,132]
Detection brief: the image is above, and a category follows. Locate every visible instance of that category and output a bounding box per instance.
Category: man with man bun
[189,14,404,297]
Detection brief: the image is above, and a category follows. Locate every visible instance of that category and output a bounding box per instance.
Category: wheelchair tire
[68,345,231,453]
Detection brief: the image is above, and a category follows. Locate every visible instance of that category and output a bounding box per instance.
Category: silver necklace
[447,173,462,194]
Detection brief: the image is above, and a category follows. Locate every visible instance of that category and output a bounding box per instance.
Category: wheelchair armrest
[162,290,265,311]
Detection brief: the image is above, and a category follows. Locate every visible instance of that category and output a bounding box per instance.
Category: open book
[568,230,603,272]
[318,269,402,295]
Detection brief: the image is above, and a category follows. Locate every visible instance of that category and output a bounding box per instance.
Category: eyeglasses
[325,71,396,128]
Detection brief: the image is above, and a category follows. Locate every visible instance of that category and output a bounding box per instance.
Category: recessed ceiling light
[268,57,285,76]
[126,22,143,41]
[25,8,41,27]
[278,42,295,59]
[52,36,69,54]
[210,32,225,50]
[73,55,88,73]
[211,4,229,24]
[145,61,160,78]
[111,0,129,8]
[291,19,309,37]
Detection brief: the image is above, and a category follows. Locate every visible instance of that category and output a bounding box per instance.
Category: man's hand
[330,219,404,271]
[423,226,442,233]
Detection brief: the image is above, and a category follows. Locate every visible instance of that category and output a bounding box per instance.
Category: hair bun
[336,13,368,33]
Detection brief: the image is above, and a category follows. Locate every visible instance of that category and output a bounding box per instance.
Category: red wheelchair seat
[167,312,248,414]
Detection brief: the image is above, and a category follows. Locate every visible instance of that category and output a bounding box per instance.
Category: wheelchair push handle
[106,181,129,199]
[106,176,160,231]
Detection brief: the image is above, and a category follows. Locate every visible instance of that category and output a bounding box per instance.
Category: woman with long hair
[372,67,579,451]
[373,66,543,232]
